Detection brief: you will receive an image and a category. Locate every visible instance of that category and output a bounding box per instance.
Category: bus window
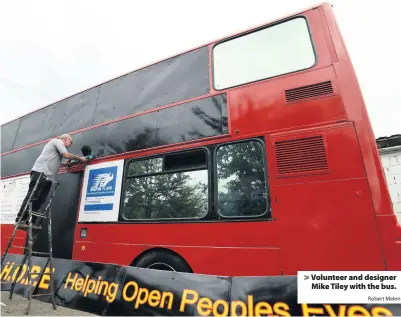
[213,17,316,90]
[122,149,209,220]
[216,139,270,218]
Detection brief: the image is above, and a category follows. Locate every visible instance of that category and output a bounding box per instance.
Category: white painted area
[0,174,30,224]
[78,160,124,223]
[379,146,401,224]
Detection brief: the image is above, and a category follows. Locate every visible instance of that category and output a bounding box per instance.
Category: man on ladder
[15,133,87,231]
[1,133,87,314]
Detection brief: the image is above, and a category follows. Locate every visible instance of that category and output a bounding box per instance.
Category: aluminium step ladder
[1,172,60,315]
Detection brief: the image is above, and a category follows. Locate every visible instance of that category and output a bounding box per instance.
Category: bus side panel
[72,238,282,277]
[268,123,386,273]
[277,178,385,274]
[72,221,282,276]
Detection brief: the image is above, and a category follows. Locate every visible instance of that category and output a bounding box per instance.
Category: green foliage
[217,141,267,217]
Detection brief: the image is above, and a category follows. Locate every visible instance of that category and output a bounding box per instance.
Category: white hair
[59,133,72,141]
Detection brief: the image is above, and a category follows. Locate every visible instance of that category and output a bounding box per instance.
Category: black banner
[2,254,401,316]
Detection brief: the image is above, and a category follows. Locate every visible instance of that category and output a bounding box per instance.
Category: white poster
[78,159,124,222]
[1,174,31,224]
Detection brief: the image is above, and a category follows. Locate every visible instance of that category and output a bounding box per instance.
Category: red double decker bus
[1,2,400,276]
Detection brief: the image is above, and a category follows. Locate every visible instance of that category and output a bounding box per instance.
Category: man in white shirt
[16,134,87,230]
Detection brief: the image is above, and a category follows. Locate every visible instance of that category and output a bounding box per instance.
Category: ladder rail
[26,203,34,314]
[48,205,57,310]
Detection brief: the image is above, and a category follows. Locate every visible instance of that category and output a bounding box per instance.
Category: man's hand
[63,152,88,163]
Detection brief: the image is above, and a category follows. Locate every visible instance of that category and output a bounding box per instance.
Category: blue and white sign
[78,160,124,222]
[84,166,117,212]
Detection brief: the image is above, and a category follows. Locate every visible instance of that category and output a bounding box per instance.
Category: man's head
[59,134,73,148]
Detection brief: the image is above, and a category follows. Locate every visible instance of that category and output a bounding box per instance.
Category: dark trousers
[16,171,52,225]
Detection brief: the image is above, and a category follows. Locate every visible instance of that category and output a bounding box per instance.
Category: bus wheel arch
[130,248,193,273]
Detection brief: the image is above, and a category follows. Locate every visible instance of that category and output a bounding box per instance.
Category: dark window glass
[93,47,210,125]
[122,150,208,220]
[104,94,228,156]
[1,118,20,153]
[1,143,46,178]
[216,140,268,217]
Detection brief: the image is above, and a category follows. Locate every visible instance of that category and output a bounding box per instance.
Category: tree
[216,140,268,217]
[122,158,207,220]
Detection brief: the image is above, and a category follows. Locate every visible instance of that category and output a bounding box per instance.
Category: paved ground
[1,291,96,316]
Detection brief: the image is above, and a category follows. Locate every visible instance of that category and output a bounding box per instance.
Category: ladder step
[9,246,26,249]
[31,251,50,255]
[13,228,42,233]
[31,212,49,218]
[33,251,50,255]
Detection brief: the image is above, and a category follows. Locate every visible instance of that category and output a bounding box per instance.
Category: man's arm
[63,152,87,162]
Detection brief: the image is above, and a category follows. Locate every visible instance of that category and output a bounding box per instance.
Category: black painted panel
[105,94,228,155]
[13,108,53,149]
[8,47,209,152]
[1,143,45,177]
[155,94,228,144]
[1,95,226,178]
[69,125,108,158]
[1,119,20,153]
[12,88,99,150]
[2,126,108,178]
[44,87,100,140]
[93,47,210,125]
[105,115,162,155]
[32,172,83,259]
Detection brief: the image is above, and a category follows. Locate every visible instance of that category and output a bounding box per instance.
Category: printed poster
[78,160,124,222]
[1,174,31,224]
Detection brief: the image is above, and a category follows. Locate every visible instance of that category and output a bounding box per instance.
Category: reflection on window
[123,152,208,220]
[216,140,268,217]
[127,157,163,176]
[213,17,315,90]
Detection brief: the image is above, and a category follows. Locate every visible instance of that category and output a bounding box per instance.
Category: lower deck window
[216,140,268,217]
[121,139,270,221]
[122,150,208,220]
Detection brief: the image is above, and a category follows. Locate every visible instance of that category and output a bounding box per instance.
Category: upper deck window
[212,17,316,90]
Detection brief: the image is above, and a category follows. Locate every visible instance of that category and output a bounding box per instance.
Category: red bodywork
[2,3,400,276]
